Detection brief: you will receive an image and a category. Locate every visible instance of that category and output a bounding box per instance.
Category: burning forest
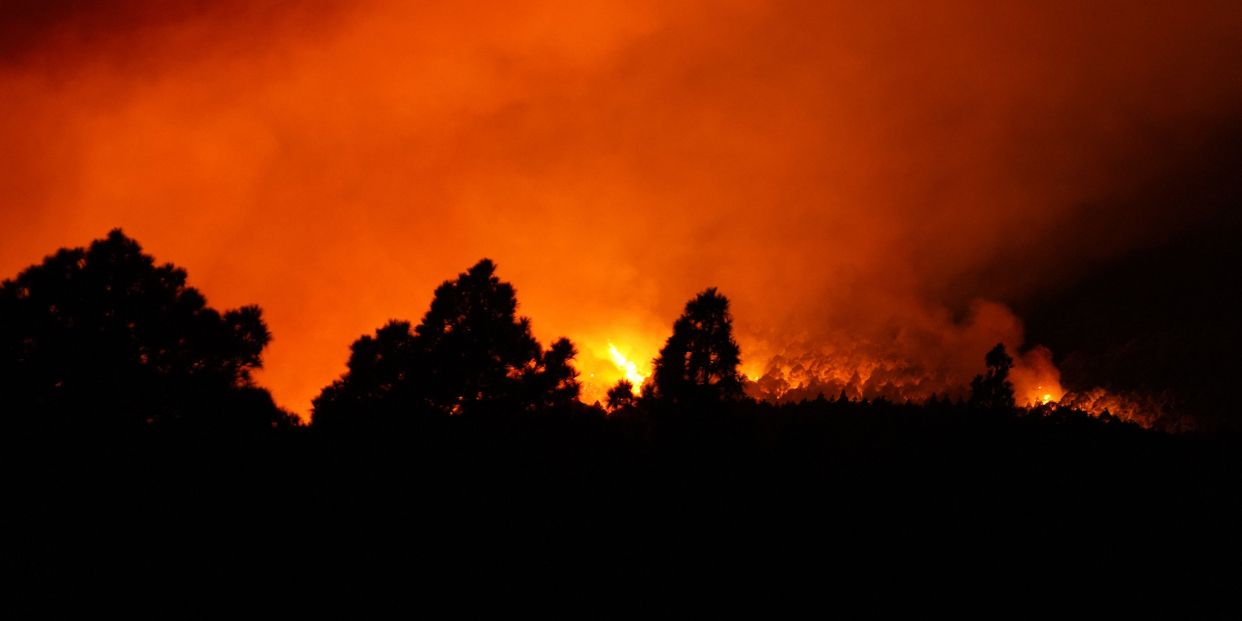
[4,0,1241,609]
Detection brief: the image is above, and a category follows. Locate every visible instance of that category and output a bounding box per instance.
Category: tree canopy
[312,259,581,429]
[651,287,745,403]
[969,342,1016,411]
[606,379,636,412]
[0,229,293,432]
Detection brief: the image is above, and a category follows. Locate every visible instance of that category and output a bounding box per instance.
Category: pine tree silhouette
[0,229,293,432]
[312,259,580,427]
[651,287,745,403]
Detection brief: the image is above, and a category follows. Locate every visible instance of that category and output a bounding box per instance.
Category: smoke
[3,1,1241,416]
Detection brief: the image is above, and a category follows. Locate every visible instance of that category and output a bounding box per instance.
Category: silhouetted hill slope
[8,399,1240,612]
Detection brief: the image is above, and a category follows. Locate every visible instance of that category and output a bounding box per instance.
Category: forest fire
[745,347,1065,406]
[1009,346,1065,407]
[738,342,1172,430]
[1,1,1236,428]
[4,1,1242,599]
[607,343,647,395]
[1055,388,1183,430]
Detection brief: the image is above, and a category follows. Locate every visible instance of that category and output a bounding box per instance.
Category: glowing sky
[3,1,1241,415]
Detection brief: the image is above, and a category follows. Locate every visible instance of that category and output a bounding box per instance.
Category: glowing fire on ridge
[608,343,646,394]
[583,337,1170,429]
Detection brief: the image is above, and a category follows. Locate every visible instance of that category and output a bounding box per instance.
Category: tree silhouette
[0,229,294,432]
[606,379,636,412]
[651,287,745,403]
[311,320,419,430]
[969,342,1015,411]
[413,259,543,415]
[520,337,583,410]
[312,258,580,427]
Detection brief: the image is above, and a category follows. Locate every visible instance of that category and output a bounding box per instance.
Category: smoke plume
[3,1,1240,419]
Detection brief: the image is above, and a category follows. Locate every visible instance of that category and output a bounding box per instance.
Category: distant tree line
[0,230,1140,436]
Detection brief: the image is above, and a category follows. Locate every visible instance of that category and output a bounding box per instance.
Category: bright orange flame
[1017,382,1065,407]
[1010,347,1065,407]
[608,342,646,394]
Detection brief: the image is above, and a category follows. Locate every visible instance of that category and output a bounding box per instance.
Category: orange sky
[3,1,1242,415]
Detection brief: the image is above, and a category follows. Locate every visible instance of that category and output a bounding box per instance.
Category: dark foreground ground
[7,402,1241,613]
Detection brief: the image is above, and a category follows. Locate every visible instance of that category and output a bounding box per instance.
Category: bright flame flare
[608,343,646,394]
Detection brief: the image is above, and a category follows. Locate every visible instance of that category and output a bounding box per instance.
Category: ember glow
[1057,388,1183,431]
[2,1,1240,425]
[1010,347,1065,408]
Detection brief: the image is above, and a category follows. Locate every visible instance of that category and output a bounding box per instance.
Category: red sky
[4,1,1242,415]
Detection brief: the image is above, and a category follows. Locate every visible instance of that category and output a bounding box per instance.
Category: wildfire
[1056,388,1182,430]
[587,338,1172,430]
[1026,385,1060,407]
[608,343,646,394]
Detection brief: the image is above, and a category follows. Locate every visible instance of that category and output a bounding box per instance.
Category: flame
[608,343,646,394]
[744,344,1072,407]
[1055,388,1184,430]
